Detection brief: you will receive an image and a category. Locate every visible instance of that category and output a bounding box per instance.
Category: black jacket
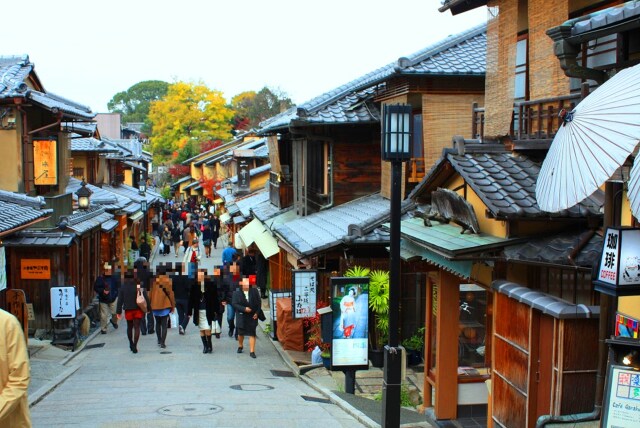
[232,287,261,330]
[172,274,191,301]
[94,274,119,304]
[116,279,149,313]
[188,279,219,325]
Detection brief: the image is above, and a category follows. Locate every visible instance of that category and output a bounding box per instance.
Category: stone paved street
[29,239,365,427]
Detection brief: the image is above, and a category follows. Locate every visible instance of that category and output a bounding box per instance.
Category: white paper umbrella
[536,63,640,212]
[627,156,640,219]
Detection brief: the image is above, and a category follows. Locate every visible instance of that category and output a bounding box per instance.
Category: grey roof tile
[70,136,119,152]
[0,199,51,233]
[234,190,270,218]
[66,177,130,210]
[2,231,75,247]
[504,231,603,267]
[274,193,390,256]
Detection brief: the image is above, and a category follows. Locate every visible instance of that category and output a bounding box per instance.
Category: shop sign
[237,159,250,192]
[595,227,640,296]
[292,270,317,319]
[603,365,640,427]
[21,259,51,280]
[50,286,77,319]
[33,139,58,185]
[330,276,369,371]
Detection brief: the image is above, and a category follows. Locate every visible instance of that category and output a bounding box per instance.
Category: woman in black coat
[188,269,219,354]
[232,277,261,358]
[116,273,150,354]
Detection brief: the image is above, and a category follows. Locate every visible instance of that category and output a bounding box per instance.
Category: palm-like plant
[368,269,389,349]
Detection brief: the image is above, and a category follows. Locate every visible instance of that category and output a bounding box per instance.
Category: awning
[123,160,146,171]
[129,211,144,221]
[101,219,119,232]
[213,198,223,204]
[219,212,231,224]
[398,239,472,279]
[238,218,280,258]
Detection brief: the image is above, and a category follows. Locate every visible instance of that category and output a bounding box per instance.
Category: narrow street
[29,241,364,427]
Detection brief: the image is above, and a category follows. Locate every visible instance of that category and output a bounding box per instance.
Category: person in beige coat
[0,308,31,427]
[149,269,176,349]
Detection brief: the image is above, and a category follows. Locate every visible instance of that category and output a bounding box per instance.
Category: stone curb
[260,325,380,428]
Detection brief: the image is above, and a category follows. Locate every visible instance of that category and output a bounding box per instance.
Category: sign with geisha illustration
[602,365,640,427]
[330,276,369,370]
[50,286,77,319]
[292,270,317,319]
[33,138,58,185]
[21,259,51,280]
[596,227,640,296]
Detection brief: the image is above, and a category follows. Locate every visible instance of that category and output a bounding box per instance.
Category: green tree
[231,86,293,130]
[107,80,169,129]
[148,81,234,164]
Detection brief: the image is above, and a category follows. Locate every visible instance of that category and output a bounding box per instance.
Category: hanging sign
[21,259,51,280]
[33,139,58,185]
[595,227,640,296]
[237,159,250,192]
[50,286,77,319]
[292,270,317,319]
[330,276,369,371]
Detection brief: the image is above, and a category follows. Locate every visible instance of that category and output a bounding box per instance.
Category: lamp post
[225,181,233,195]
[380,103,412,428]
[139,170,148,237]
[75,179,92,210]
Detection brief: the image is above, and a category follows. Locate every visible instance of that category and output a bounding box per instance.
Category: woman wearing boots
[149,270,176,349]
[116,271,149,354]
[189,269,219,353]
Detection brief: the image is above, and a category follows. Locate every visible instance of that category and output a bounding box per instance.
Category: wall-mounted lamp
[623,350,639,366]
[75,179,92,210]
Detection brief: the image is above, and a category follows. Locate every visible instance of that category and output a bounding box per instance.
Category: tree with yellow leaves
[148,81,234,163]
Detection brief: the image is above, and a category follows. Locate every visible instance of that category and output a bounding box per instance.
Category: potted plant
[402,327,425,366]
[345,266,389,368]
[320,342,331,369]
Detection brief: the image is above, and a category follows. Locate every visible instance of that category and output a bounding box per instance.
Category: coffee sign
[596,227,640,296]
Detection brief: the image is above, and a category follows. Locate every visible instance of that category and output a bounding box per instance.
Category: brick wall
[528,0,570,99]
[485,0,518,138]
[422,93,485,170]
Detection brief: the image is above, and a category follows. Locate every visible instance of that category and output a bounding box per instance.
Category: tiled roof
[61,206,114,235]
[412,150,604,219]
[2,231,75,247]
[259,24,485,133]
[28,91,94,120]
[438,0,488,14]
[63,122,97,137]
[0,189,45,209]
[171,176,192,187]
[102,183,159,205]
[183,181,200,190]
[0,197,51,234]
[70,136,119,152]
[570,2,640,37]
[229,164,271,183]
[274,193,390,256]
[66,177,130,210]
[234,190,269,218]
[504,230,603,268]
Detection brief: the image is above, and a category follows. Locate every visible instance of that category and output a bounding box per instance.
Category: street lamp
[380,103,412,428]
[225,181,233,195]
[75,179,92,210]
[139,179,146,195]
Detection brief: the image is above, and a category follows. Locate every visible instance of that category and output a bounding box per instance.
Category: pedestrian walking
[94,262,120,334]
[202,223,213,258]
[116,272,150,354]
[210,214,221,249]
[188,269,219,354]
[149,268,176,349]
[222,241,237,266]
[221,260,240,337]
[232,276,261,358]
[162,226,172,256]
[139,235,151,261]
[171,225,182,258]
[134,258,155,335]
[0,308,31,428]
[172,262,191,335]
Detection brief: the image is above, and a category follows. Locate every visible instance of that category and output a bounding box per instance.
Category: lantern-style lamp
[225,181,233,194]
[139,180,146,195]
[75,179,92,210]
[141,200,148,213]
[595,227,640,296]
[381,104,412,161]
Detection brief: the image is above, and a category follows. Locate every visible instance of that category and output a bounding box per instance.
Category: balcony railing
[472,92,583,149]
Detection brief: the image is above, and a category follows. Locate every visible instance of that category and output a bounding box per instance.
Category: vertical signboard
[50,286,77,319]
[603,365,640,427]
[237,159,250,193]
[330,276,369,370]
[595,227,640,296]
[292,270,317,319]
[0,246,6,291]
[33,139,58,185]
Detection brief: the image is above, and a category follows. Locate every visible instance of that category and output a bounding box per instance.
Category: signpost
[292,270,317,319]
[50,286,78,350]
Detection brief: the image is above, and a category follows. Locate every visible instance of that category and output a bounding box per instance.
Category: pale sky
[5,1,487,113]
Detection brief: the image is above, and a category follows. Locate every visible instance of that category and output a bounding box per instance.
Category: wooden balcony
[472,92,583,150]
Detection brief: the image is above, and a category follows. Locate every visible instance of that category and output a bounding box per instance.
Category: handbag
[136,286,147,313]
[168,311,179,328]
[212,320,221,334]
[258,308,266,322]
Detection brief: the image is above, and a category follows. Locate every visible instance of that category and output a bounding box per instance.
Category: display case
[458,284,487,369]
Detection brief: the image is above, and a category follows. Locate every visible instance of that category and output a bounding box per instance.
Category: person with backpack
[171,225,182,258]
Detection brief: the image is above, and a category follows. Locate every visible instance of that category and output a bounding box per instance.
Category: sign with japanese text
[21,259,51,280]
[603,365,640,427]
[0,246,6,291]
[292,270,317,319]
[237,159,250,192]
[330,276,369,371]
[50,286,77,319]
[596,228,640,296]
[33,139,58,185]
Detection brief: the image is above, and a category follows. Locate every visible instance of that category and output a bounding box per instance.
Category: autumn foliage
[168,164,190,178]
[198,176,221,199]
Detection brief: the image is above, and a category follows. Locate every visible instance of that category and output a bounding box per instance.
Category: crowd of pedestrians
[95,198,267,358]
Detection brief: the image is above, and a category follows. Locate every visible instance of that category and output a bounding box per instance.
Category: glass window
[427,273,438,378]
[514,37,528,101]
[458,284,490,378]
